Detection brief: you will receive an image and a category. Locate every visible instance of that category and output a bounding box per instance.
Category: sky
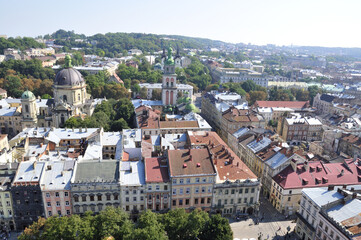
[1,0,361,48]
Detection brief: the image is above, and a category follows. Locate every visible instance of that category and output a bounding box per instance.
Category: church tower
[162,47,178,105]
[21,90,38,129]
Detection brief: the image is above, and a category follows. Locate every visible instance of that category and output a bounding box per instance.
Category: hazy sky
[1,0,361,48]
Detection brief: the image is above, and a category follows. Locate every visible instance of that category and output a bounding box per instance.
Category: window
[47,202,51,207]
[114,194,119,200]
[173,179,177,184]
[173,200,176,206]
[195,178,200,183]
[148,186,152,191]
[97,195,102,201]
[201,198,205,204]
[65,192,69,197]
[224,199,228,204]
[186,199,189,205]
[289,190,292,194]
[56,201,60,207]
[90,195,94,201]
[195,198,199,204]
[74,196,79,202]
[231,189,235,194]
[126,197,129,202]
[201,187,206,193]
[65,201,69,206]
[126,206,129,211]
[46,193,50,198]
[140,196,144,201]
[156,185,160,191]
[288,197,291,201]
[179,179,184,184]
[82,195,86,201]
[133,190,137,194]
[164,185,168,191]
[202,178,206,183]
[179,199,183,206]
[48,211,52,216]
[179,188,184,195]
[133,197,137,201]
[225,190,229,195]
[207,198,211,204]
[250,197,254,204]
[244,198,247,203]
[186,178,191,184]
[238,198,242,203]
[245,188,249,194]
[55,192,60,197]
[195,188,199,193]
[66,210,70,215]
[173,189,177,195]
[106,195,111,201]
[239,189,243,194]
[208,187,212,193]
[230,199,234,204]
[251,188,255,193]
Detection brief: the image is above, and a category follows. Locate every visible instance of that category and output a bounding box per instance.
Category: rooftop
[273,159,361,189]
[302,188,344,208]
[119,160,145,186]
[255,100,309,109]
[13,161,45,184]
[73,160,119,183]
[40,161,74,191]
[145,157,170,183]
[168,148,216,177]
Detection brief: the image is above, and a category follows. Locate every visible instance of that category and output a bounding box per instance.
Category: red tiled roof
[273,159,361,189]
[145,157,170,183]
[188,131,257,181]
[254,101,309,109]
[160,121,199,129]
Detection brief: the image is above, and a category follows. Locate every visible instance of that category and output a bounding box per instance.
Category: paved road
[230,196,298,240]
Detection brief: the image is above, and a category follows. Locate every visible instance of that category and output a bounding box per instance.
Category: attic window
[310,166,315,172]
[322,177,328,183]
[302,178,309,185]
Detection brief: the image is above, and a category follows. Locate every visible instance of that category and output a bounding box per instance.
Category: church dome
[21,90,35,100]
[54,68,84,86]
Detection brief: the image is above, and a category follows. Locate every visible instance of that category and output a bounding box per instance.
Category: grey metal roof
[54,68,84,86]
[74,160,119,183]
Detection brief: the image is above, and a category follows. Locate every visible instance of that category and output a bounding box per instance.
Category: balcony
[214,204,224,209]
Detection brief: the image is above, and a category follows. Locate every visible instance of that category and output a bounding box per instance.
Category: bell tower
[21,90,38,129]
[162,47,178,105]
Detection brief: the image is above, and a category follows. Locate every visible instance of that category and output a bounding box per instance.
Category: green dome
[21,90,35,99]
[165,46,174,65]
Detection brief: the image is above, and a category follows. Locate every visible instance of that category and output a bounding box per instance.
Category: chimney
[303,161,309,171]
[328,185,334,191]
[197,163,201,167]
[352,192,357,199]
[79,127,82,133]
[40,143,43,147]
[189,155,193,161]
[340,169,344,176]
[214,156,218,165]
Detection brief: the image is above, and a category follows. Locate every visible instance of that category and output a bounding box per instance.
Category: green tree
[110,118,129,131]
[223,62,234,68]
[133,210,168,240]
[199,214,233,240]
[140,87,147,99]
[41,94,52,99]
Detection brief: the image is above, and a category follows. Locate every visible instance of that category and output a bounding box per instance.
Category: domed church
[0,55,104,137]
[51,55,92,127]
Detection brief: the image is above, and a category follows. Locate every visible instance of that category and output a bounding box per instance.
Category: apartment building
[40,161,74,218]
[145,157,170,212]
[271,158,361,216]
[70,161,120,215]
[168,148,216,212]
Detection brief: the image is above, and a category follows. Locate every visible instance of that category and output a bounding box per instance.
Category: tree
[241,80,257,92]
[110,118,129,131]
[151,88,162,100]
[161,209,189,240]
[246,91,268,105]
[93,207,133,240]
[133,210,168,240]
[223,62,234,68]
[140,87,147,99]
[41,94,52,99]
[199,214,233,240]
[114,98,135,124]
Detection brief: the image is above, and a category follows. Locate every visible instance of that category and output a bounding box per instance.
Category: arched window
[61,114,65,125]
[63,95,67,102]
[25,105,29,113]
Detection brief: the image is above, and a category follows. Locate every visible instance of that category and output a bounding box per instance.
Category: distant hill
[42,29,229,57]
